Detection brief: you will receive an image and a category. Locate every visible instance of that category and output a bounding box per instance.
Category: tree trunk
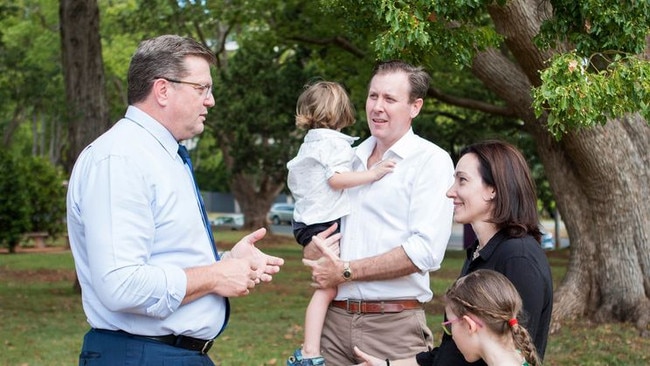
[229,173,285,232]
[549,116,650,336]
[468,0,650,334]
[59,0,109,174]
[60,0,109,293]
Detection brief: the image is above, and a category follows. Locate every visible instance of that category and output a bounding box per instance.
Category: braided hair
[445,269,541,366]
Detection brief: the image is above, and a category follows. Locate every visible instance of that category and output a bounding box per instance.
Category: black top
[416,230,553,366]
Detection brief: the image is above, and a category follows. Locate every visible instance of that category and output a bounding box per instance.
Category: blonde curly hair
[295,81,355,130]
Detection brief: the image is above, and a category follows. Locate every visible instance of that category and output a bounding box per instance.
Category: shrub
[0,151,66,252]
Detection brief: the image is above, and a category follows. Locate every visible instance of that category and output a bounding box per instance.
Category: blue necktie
[178,145,220,260]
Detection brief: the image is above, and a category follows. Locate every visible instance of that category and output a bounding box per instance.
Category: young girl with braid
[442,269,541,366]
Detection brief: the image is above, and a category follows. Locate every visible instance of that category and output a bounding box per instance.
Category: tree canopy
[0,0,648,332]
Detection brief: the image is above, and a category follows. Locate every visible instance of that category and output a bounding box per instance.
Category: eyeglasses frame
[157,77,213,98]
[441,315,484,336]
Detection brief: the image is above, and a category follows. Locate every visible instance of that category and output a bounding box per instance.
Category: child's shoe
[286,348,325,366]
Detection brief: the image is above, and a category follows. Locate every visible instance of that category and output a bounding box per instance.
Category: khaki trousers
[320,305,433,365]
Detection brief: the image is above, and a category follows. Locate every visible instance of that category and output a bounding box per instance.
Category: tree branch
[286,35,366,58]
[428,87,517,118]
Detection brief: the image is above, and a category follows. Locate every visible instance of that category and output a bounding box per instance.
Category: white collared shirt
[287,129,359,225]
[66,106,227,339]
[337,129,454,303]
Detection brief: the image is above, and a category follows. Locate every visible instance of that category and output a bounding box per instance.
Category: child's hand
[370,159,396,180]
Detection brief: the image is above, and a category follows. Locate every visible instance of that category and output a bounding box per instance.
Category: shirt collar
[355,128,418,166]
[468,229,508,261]
[124,105,180,160]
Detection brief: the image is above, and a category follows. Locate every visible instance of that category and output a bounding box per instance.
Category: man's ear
[410,98,423,118]
[463,315,481,334]
[152,78,171,106]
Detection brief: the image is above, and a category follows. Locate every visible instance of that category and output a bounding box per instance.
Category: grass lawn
[1,231,648,365]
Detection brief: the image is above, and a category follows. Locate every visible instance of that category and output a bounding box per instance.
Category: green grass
[1,233,648,366]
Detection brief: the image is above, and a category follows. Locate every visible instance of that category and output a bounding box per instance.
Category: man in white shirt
[303,60,454,365]
[66,34,283,365]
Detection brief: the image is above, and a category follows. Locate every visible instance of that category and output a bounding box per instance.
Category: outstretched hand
[230,228,284,283]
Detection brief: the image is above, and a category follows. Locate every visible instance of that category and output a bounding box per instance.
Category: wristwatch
[342,262,352,281]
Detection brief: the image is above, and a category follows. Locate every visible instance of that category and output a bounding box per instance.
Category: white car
[211,214,244,231]
[267,203,294,225]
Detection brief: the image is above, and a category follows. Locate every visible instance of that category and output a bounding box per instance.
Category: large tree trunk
[468,0,650,334]
[59,0,110,173]
[60,0,109,293]
[229,173,285,232]
[549,116,650,336]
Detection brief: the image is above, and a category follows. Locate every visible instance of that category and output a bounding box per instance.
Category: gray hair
[127,35,216,104]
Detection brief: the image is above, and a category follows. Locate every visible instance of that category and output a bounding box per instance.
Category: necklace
[471,247,481,261]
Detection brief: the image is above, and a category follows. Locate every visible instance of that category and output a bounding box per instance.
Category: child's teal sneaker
[286,348,325,366]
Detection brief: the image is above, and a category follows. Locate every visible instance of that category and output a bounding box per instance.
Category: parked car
[211,214,244,231]
[267,203,294,225]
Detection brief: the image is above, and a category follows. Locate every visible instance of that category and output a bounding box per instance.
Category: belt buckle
[201,339,214,354]
[346,299,362,314]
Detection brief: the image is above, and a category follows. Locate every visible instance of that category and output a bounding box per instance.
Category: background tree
[59,0,110,172]
[0,0,67,163]
[210,40,314,229]
[344,0,650,333]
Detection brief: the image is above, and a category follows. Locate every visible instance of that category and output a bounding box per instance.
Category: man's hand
[229,228,284,283]
[209,258,260,297]
[303,222,341,260]
[303,234,343,289]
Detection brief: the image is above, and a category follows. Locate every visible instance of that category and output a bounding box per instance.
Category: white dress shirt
[287,129,359,225]
[66,106,227,339]
[337,129,454,303]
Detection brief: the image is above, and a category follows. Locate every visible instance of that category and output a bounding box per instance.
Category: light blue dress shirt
[66,106,227,339]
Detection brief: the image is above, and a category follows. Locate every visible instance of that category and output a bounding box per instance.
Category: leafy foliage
[537,0,650,56]
[533,52,650,138]
[23,156,67,238]
[0,0,65,159]
[0,150,65,252]
[210,39,314,185]
[351,0,502,67]
[532,1,650,138]
[0,150,31,250]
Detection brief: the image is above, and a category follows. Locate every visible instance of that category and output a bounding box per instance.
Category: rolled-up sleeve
[402,151,455,272]
[83,154,187,318]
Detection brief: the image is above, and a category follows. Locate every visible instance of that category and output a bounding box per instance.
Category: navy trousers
[79,329,215,366]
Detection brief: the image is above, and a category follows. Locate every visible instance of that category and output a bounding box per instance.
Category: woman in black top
[354,141,553,366]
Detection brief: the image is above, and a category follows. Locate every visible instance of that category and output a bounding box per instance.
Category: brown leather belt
[331,299,423,314]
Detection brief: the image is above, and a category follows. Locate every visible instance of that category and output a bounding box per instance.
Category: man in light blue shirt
[66,34,284,365]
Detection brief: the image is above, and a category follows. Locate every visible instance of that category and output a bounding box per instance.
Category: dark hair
[370,60,430,102]
[127,35,216,104]
[445,269,541,366]
[460,140,541,242]
[295,81,355,130]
